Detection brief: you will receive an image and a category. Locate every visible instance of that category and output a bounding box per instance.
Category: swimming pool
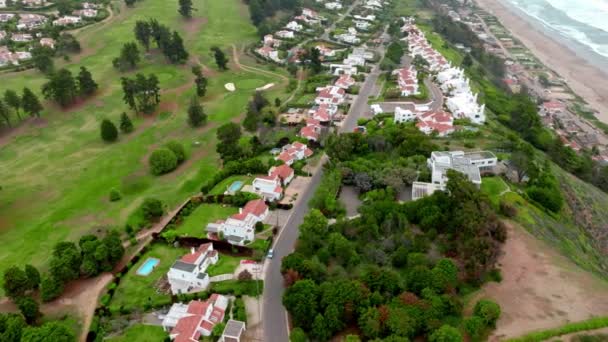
[136,258,160,276]
[228,181,244,193]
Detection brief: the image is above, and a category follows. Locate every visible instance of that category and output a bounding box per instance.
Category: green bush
[109,188,122,202]
[165,140,186,163]
[141,197,163,221]
[507,317,608,342]
[149,148,178,175]
[473,299,501,327]
[100,119,118,142]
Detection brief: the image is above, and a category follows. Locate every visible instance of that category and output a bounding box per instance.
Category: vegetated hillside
[502,165,608,280]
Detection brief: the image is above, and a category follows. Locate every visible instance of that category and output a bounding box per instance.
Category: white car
[267,249,274,259]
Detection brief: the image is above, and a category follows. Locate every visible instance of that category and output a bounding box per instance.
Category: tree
[40,275,64,302]
[187,96,206,127]
[100,119,118,142]
[165,141,186,163]
[77,66,98,96]
[462,54,473,68]
[49,242,82,283]
[311,314,332,341]
[463,316,484,340]
[56,33,81,55]
[359,307,382,338]
[473,299,501,327]
[141,198,163,220]
[134,20,152,51]
[216,122,242,162]
[24,265,40,290]
[178,0,193,18]
[165,31,189,64]
[510,144,538,183]
[4,90,21,121]
[308,47,322,74]
[16,297,39,324]
[121,73,161,114]
[0,313,26,341]
[211,322,225,340]
[289,328,308,342]
[2,266,29,299]
[432,258,459,292]
[119,112,134,133]
[42,69,78,107]
[283,279,319,330]
[21,321,75,342]
[31,46,55,74]
[211,47,229,70]
[387,307,416,338]
[238,269,252,281]
[192,66,208,97]
[124,0,135,7]
[113,42,140,71]
[22,88,43,118]
[429,325,463,342]
[0,99,11,128]
[149,148,178,175]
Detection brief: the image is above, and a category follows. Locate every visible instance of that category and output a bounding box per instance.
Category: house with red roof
[167,243,219,295]
[276,142,314,166]
[335,74,355,89]
[540,101,566,117]
[314,85,346,106]
[392,66,420,96]
[252,164,295,201]
[300,118,322,141]
[308,104,338,123]
[416,111,455,137]
[162,294,229,341]
[206,199,268,246]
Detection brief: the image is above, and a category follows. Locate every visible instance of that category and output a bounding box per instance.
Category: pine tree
[4,89,21,121]
[119,112,134,133]
[134,20,151,51]
[167,31,188,64]
[77,66,98,97]
[100,119,118,142]
[178,0,193,18]
[211,47,229,70]
[192,66,208,97]
[22,87,43,118]
[187,96,206,127]
[0,99,11,127]
[113,42,140,71]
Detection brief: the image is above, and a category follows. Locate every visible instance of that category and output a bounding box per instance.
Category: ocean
[505,0,608,66]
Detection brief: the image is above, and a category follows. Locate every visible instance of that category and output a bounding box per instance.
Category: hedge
[507,317,608,342]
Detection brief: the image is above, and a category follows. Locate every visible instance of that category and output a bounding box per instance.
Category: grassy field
[109,243,186,312]
[107,324,167,342]
[174,204,238,238]
[480,176,510,207]
[0,0,291,296]
[206,254,245,276]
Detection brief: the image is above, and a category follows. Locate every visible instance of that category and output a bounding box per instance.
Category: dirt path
[230,44,288,82]
[471,222,608,341]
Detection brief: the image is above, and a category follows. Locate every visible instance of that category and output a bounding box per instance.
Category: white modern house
[162,294,228,340]
[286,21,303,32]
[329,63,358,76]
[394,107,416,123]
[445,92,486,125]
[276,30,295,39]
[276,142,314,165]
[325,1,342,10]
[252,164,295,201]
[412,150,497,200]
[219,320,246,342]
[206,199,268,246]
[167,243,218,295]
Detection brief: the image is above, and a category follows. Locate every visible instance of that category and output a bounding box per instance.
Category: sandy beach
[475,0,608,125]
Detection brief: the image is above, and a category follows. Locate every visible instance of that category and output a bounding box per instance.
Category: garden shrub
[141,197,163,221]
[165,140,186,163]
[109,188,122,202]
[149,148,178,175]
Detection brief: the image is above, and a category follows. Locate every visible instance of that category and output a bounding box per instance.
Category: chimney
[191,247,195,254]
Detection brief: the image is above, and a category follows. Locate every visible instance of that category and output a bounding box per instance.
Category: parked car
[267,249,274,259]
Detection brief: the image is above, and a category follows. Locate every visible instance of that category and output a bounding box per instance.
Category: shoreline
[475,0,608,125]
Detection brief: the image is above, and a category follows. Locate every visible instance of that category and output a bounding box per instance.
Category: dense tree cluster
[41,67,97,107]
[132,19,189,64]
[121,73,161,114]
[0,88,43,128]
[283,179,503,340]
[113,42,141,71]
[243,92,274,132]
[246,0,300,29]
[216,122,243,162]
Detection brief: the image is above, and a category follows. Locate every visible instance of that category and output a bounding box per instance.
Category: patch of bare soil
[472,222,608,341]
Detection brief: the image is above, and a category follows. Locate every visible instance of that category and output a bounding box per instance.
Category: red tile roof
[242,199,268,217]
[300,125,319,140]
[270,164,294,179]
[180,243,212,264]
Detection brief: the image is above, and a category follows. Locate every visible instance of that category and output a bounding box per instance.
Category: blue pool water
[136,258,160,276]
[228,181,244,193]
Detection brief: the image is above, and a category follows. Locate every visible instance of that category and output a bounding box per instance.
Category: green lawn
[109,243,187,312]
[208,175,253,196]
[206,254,245,277]
[481,176,509,206]
[107,324,167,342]
[0,0,291,297]
[248,238,271,252]
[174,204,238,238]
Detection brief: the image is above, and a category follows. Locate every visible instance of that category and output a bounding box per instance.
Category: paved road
[320,0,360,41]
[262,156,327,342]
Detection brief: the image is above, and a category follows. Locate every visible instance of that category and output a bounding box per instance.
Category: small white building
[276,142,314,165]
[0,13,15,22]
[252,164,295,201]
[315,85,346,106]
[276,30,295,39]
[325,1,342,10]
[329,63,358,76]
[11,33,32,42]
[219,320,246,342]
[0,0,7,8]
[394,106,416,123]
[354,20,371,30]
[286,21,303,32]
[167,243,218,295]
[53,15,81,26]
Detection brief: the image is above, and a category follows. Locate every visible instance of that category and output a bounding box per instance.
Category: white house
[302,8,319,19]
[16,14,46,30]
[343,54,365,67]
[252,164,295,201]
[392,67,420,96]
[73,9,97,18]
[315,45,335,58]
[354,20,371,30]
[335,32,359,44]
[286,21,303,32]
[412,150,497,200]
[206,199,268,246]
[53,15,81,26]
[276,30,294,39]
[353,14,376,22]
[416,111,454,137]
[162,294,228,340]
[445,92,486,124]
[394,106,416,123]
[167,243,218,295]
[0,0,7,8]
[11,33,32,42]
[300,118,322,141]
[219,320,246,342]
[0,13,15,22]
[329,63,358,76]
[40,37,55,48]
[315,85,346,106]
[325,1,342,10]
[0,31,6,41]
[256,46,281,63]
[276,142,314,165]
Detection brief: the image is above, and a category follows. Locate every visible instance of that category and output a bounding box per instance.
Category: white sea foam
[507,0,608,60]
